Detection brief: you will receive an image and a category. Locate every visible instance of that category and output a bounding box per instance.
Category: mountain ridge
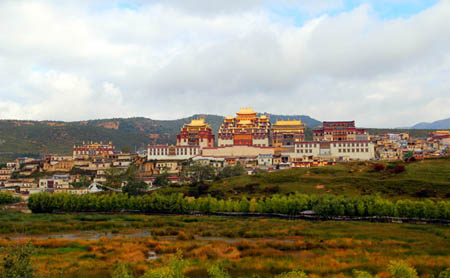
[410,117,450,129]
[0,114,320,161]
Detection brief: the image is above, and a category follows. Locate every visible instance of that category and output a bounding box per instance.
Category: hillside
[411,117,450,129]
[160,157,450,199]
[0,115,438,162]
[0,114,319,161]
[365,128,432,138]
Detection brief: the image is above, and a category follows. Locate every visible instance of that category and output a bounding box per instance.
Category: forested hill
[0,114,318,161]
[0,115,434,162]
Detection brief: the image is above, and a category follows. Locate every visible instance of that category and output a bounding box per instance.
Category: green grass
[159,157,450,199]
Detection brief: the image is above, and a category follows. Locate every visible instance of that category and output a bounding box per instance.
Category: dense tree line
[0,192,21,204]
[27,192,450,220]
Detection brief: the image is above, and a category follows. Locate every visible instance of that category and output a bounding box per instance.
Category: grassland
[159,157,450,200]
[0,213,449,277]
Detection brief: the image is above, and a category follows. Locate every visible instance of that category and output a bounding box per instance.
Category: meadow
[158,157,450,199]
[0,213,449,278]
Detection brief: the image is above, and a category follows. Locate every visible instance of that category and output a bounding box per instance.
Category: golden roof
[238,120,252,125]
[187,118,209,128]
[237,107,256,114]
[274,120,304,126]
[434,130,450,135]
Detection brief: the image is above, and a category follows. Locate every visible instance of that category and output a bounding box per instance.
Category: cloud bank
[0,0,449,127]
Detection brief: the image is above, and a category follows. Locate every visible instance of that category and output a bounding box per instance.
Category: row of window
[149,148,199,156]
[338,149,369,153]
[297,142,369,148]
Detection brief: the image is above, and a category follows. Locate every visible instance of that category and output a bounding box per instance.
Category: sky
[0,0,449,128]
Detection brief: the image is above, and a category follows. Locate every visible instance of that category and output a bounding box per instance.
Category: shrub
[0,192,21,204]
[387,261,418,278]
[112,263,134,278]
[393,165,406,174]
[439,267,450,278]
[0,242,35,278]
[275,270,309,278]
[373,164,386,171]
[353,270,377,278]
[207,264,231,278]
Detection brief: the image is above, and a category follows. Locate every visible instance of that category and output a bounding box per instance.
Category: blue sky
[268,0,441,26]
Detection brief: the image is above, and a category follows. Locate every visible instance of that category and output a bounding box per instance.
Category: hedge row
[0,192,22,204]
[28,192,450,220]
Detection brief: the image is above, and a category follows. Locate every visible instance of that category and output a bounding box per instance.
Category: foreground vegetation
[0,213,449,278]
[28,192,450,220]
[0,213,450,278]
[2,243,449,278]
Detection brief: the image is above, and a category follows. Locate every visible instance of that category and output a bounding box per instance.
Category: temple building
[218,108,271,147]
[313,121,369,141]
[272,120,306,147]
[73,141,115,159]
[176,118,215,148]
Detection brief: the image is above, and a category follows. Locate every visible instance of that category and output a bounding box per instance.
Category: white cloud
[0,0,449,127]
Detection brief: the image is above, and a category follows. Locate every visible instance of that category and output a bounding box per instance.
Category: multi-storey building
[147,145,201,160]
[176,119,215,148]
[292,141,375,161]
[73,141,115,159]
[218,108,271,147]
[43,155,74,172]
[272,120,306,147]
[313,121,368,141]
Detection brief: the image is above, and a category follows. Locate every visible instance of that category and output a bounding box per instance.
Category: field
[0,213,449,278]
[159,157,450,199]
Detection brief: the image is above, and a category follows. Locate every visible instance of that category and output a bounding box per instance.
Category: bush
[0,192,22,204]
[112,263,133,278]
[388,261,418,278]
[275,270,309,278]
[393,165,406,174]
[439,267,450,278]
[0,242,35,278]
[373,164,386,171]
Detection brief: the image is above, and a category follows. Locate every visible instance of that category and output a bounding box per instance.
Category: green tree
[388,261,418,278]
[122,180,148,196]
[1,242,35,278]
[104,167,124,188]
[72,175,90,188]
[188,162,215,184]
[154,172,170,187]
